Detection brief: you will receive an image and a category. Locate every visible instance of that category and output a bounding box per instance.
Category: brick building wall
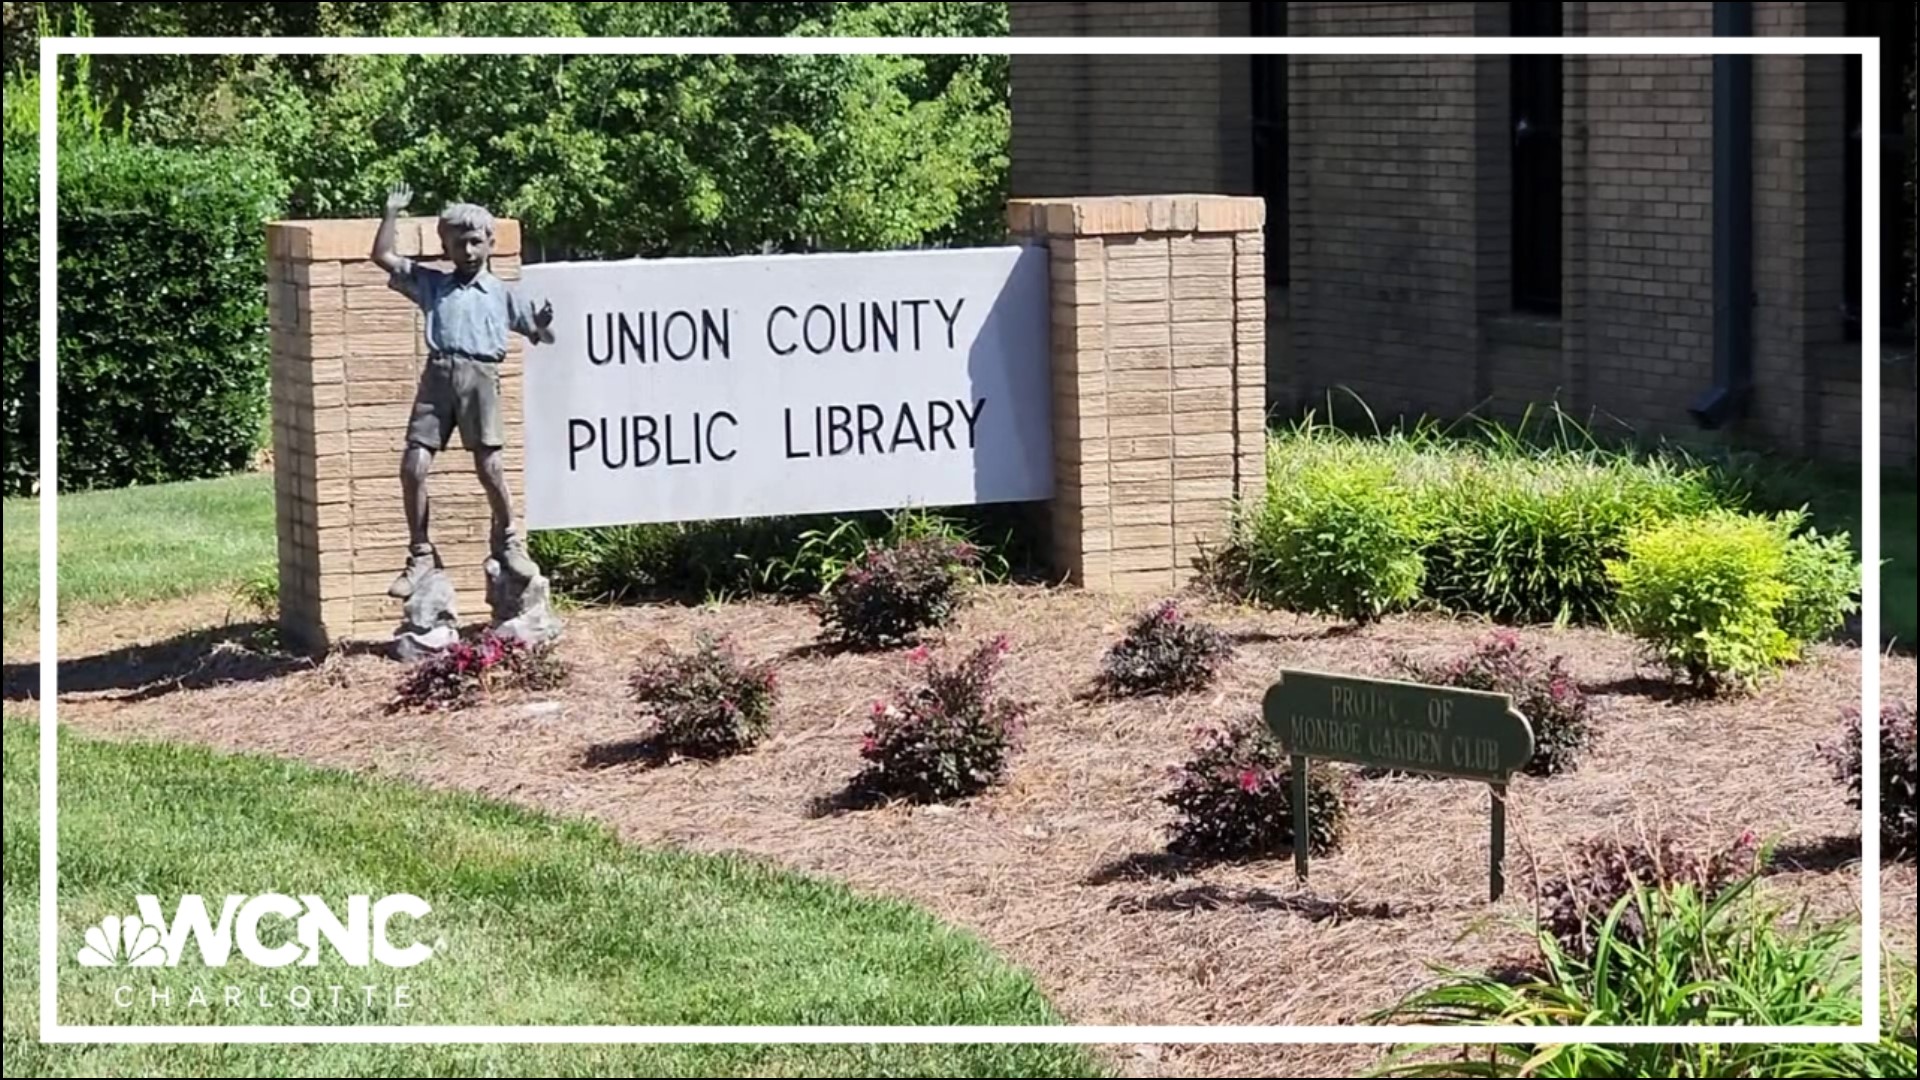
[1284,4,1488,422]
[1008,0,1918,469]
[1009,3,1244,198]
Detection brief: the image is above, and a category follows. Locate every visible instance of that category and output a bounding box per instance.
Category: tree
[128,2,1011,256]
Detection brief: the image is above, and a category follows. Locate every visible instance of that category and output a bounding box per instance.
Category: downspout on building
[1691,0,1756,428]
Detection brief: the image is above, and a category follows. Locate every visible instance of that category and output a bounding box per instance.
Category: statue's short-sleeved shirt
[387,260,540,362]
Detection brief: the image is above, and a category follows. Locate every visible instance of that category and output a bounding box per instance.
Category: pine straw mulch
[6,584,1915,1078]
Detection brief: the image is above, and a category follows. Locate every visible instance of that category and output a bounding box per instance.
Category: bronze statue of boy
[372,182,554,600]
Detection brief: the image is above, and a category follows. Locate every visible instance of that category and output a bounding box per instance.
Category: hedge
[2,139,283,497]
[2,143,34,498]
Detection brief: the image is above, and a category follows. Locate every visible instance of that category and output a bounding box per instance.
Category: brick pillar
[265,217,526,651]
[1007,195,1267,594]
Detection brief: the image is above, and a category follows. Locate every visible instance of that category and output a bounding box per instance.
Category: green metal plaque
[1262,668,1534,901]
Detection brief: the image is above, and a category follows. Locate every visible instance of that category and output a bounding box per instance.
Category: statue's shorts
[406,351,505,452]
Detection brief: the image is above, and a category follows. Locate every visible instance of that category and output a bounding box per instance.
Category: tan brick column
[1007,195,1267,593]
[265,217,526,651]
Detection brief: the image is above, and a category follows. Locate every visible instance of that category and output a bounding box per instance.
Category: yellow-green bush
[1607,510,1858,692]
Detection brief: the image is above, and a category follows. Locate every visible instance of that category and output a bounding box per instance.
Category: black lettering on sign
[784,408,807,460]
[857,404,885,456]
[934,297,966,349]
[779,400,993,460]
[927,400,956,450]
[767,306,800,357]
[827,406,855,456]
[565,414,741,471]
[959,397,986,447]
[901,299,931,350]
[804,306,837,355]
[586,310,731,364]
[633,415,660,468]
[665,414,695,467]
[755,299,977,357]
[873,302,900,353]
[709,411,738,462]
[891,401,926,453]
[568,419,596,471]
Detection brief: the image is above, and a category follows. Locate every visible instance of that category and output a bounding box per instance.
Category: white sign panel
[519,246,1054,529]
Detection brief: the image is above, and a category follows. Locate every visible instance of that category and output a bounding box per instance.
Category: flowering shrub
[1535,829,1760,962]
[1097,599,1235,697]
[818,535,981,649]
[1162,719,1352,859]
[851,636,1027,803]
[1819,700,1919,863]
[628,633,780,760]
[1398,630,1594,777]
[389,631,569,713]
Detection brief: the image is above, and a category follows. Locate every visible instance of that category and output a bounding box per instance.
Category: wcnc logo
[76,894,434,970]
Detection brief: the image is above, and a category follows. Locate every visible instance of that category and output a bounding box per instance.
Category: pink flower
[871,699,888,717]
[860,736,878,755]
[908,645,930,663]
[1738,828,1757,848]
[1238,768,1263,793]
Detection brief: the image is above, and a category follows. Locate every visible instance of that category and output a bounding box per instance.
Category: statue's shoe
[497,540,540,582]
[387,552,436,599]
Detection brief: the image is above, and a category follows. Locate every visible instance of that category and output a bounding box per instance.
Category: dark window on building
[1510,2,1563,314]
[1251,2,1288,287]
[1845,1,1915,340]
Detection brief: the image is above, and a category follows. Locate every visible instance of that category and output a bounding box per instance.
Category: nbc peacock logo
[76,914,167,969]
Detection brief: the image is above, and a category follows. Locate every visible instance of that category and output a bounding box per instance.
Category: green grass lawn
[2,473,274,634]
[0,718,1108,1077]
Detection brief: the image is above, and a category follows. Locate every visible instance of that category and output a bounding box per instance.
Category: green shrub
[2,142,34,498]
[531,521,742,603]
[1777,518,1862,644]
[1606,512,1802,692]
[763,508,1011,595]
[3,136,284,496]
[1240,455,1430,624]
[1223,412,1748,629]
[1368,875,1917,1077]
[1424,454,1724,625]
[529,507,1026,605]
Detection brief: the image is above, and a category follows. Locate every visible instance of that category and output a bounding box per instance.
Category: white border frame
[37,33,1883,1048]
